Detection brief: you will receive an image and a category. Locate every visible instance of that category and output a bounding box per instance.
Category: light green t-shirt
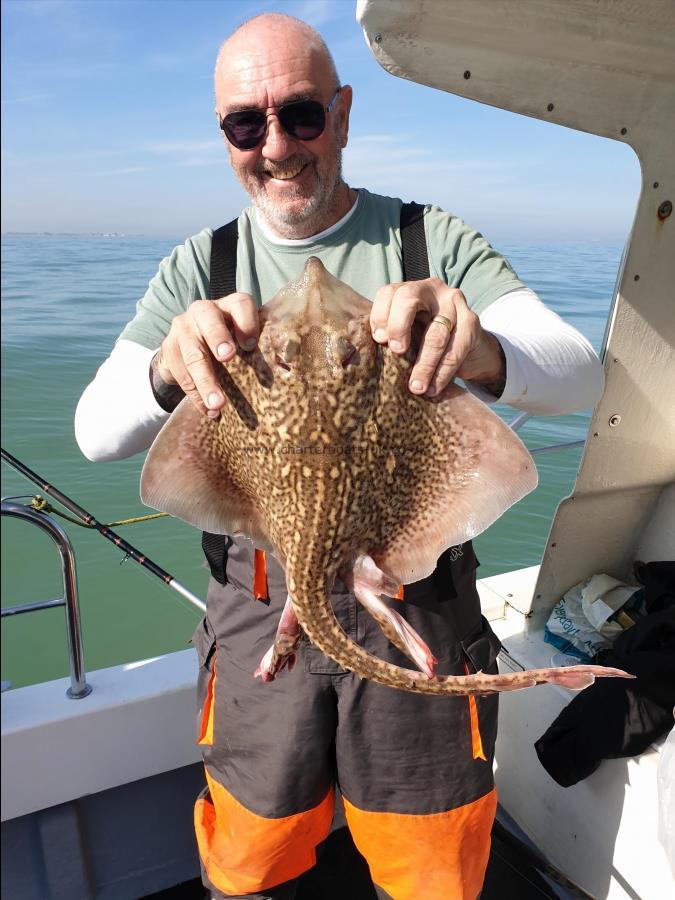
[120,188,523,350]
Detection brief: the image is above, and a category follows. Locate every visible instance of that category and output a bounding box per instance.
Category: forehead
[216,37,332,113]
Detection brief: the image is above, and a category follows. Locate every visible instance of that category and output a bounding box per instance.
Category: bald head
[215,13,340,110]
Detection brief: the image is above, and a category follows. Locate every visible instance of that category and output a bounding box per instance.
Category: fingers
[409,309,458,395]
[370,283,400,346]
[160,293,259,416]
[176,312,231,417]
[372,279,479,396]
[216,291,259,352]
[423,306,478,396]
[384,283,439,354]
[371,282,438,353]
[189,298,238,364]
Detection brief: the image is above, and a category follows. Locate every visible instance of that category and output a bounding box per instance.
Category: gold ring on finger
[431,314,453,331]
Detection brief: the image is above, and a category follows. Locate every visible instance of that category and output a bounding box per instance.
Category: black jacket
[535,561,675,787]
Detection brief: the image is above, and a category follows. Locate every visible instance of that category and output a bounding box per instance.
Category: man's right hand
[153,293,259,417]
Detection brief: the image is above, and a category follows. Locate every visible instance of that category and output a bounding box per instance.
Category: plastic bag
[544,574,640,662]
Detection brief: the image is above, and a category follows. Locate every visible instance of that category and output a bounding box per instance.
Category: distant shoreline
[2,231,129,237]
[1,231,623,246]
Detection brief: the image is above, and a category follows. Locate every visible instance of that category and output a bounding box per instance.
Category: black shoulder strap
[202,218,239,584]
[209,218,239,299]
[210,205,428,294]
[400,201,429,282]
[399,201,477,583]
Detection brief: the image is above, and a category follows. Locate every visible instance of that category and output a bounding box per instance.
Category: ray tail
[287,571,634,696]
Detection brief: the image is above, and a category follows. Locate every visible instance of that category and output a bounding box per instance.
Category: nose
[261,114,296,161]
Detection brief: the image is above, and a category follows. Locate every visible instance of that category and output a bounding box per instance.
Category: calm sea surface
[1,234,622,688]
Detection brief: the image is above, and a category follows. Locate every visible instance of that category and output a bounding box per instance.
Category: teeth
[268,164,305,180]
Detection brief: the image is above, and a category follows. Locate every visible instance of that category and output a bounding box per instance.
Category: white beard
[234,147,345,237]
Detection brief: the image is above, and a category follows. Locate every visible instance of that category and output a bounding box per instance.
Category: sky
[1,0,641,243]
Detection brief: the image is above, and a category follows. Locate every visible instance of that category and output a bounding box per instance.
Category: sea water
[0,234,622,688]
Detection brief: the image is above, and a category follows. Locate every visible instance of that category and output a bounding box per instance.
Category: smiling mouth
[264,162,308,181]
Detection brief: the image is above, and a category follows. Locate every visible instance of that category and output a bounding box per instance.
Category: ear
[336,84,353,148]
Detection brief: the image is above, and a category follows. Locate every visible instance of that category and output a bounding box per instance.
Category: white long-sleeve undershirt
[74,287,604,463]
[464,287,605,412]
[75,340,169,462]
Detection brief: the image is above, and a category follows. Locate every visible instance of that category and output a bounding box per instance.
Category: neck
[259,182,357,240]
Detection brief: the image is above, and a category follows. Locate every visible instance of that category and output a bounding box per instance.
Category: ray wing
[140,390,276,554]
[368,351,538,584]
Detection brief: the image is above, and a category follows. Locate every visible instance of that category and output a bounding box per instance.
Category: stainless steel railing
[1,447,207,703]
[1,500,92,699]
[509,411,586,455]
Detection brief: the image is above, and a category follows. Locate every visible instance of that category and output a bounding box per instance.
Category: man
[75,13,604,900]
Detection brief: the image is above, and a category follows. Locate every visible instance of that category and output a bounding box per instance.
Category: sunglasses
[219,89,341,151]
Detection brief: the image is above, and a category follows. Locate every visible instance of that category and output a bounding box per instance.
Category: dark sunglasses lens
[222,99,328,149]
[279,100,326,141]
[222,110,266,150]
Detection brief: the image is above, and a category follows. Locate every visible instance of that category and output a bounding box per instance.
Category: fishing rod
[1,448,206,614]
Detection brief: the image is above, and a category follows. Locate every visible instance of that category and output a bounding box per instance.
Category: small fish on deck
[141,258,633,695]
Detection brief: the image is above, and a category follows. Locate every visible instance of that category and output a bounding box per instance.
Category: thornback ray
[141,257,634,695]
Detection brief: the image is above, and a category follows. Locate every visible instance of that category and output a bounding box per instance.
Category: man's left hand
[370,278,506,397]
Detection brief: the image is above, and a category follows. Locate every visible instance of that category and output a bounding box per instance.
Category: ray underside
[140,262,627,695]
